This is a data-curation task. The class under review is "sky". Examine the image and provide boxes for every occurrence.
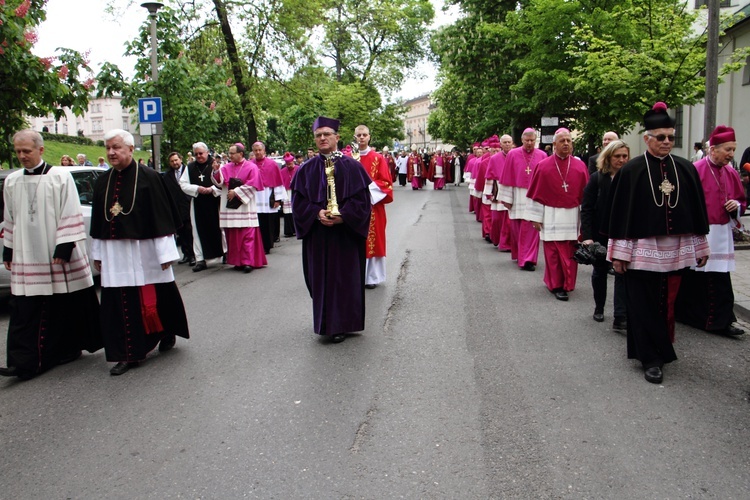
[33,0,458,101]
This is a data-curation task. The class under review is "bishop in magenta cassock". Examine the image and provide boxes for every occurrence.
[355,124,394,289]
[292,116,372,343]
[498,128,547,271]
[212,143,267,273]
[252,142,287,254]
[525,128,589,301]
[675,125,747,337]
[407,145,426,190]
[484,134,513,251]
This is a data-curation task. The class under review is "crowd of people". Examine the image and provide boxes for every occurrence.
[461,102,747,384]
[1,103,747,385]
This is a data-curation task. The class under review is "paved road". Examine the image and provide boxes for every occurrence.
[0,185,748,498]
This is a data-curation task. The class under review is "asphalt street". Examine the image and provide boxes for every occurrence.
[0,184,749,499]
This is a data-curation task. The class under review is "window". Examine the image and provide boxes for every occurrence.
[743,56,750,85]
[92,119,103,132]
[674,107,684,149]
[122,118,130,131]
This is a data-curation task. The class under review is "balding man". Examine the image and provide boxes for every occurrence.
[525,128,589,301]
[0,130,101,380]
[587,131,618,174]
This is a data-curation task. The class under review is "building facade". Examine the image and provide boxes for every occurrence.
[28,95,141,146]
[402,94,454,153]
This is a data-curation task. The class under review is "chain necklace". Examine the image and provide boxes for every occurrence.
[104,164,139,222]
[27,163,51,222]
[522,148,534,175]
[644,152,680,208]
[705,157,728,202]
[198,162,213,183]
[554,155,571,192]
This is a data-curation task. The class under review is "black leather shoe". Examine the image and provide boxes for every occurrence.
[644,366,663,384]
[188,258,196,266]
[0,366,18,377]
[331,334,346,343]
[242,265,253,274]
[365,284,377,289]
[58,350,82,365]
[554,290,569,301]
[110,362,138,376]
[222,254,227,264]
[178,255,191,264]
[720,325,745,336]
[522,262,536,271]
[593,310,604,322]
[159,335,176,352]
[192,261,207,272]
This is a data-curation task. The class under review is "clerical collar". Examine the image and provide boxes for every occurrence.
[645,150,668,161]
[706,157,725,169]
[321,152,334,159]
[24,160,45,174]
[359,147,371,155]
[554,153,569,161]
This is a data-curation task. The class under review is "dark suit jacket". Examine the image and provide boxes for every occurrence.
[162,168,191,222]
[587,153,600,175]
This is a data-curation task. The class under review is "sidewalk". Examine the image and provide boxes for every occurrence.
[733,244,750,323]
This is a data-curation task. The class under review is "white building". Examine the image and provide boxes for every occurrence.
[28,95,141,145]
[402,94,454,153]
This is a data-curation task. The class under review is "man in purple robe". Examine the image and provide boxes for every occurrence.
[292,116,372,343]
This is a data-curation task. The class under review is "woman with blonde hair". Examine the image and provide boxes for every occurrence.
[581,139,630,330]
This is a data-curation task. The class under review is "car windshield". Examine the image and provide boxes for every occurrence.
[71,171,97,205]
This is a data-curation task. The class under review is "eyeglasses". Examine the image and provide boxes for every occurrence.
[648,134,675,143]
[314,132,335,139]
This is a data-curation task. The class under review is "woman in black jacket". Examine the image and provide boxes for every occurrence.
[580,140,630,331]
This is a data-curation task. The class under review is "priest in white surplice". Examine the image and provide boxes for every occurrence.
[0,130,101,380]
[90,129,189,376]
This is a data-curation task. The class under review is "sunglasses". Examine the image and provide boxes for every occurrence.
[648,134,675,143]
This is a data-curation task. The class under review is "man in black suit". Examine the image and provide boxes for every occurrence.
[164,152,195,265]
[587,131,619,174]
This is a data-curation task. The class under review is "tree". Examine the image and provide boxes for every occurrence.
[96,7,239,161]
[431,0,749,152]
[321,0,435,96]
[0,0,94,167]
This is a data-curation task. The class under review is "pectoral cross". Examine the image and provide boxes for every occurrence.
[562,181,569,192]
[199,173,205,182]
[525,165,532,175]
[28,205,36,222]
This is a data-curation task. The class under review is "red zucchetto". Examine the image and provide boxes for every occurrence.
[709,125,736,146]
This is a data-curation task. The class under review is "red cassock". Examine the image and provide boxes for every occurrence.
[386,155,398,183]
[407,153,425,181]
[359,151,394,258]
[427,154,453,183]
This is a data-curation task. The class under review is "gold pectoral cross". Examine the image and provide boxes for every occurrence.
[659,179,674,196]
[110,201,123,217]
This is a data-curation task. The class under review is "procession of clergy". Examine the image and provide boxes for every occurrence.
[1,103,746,384]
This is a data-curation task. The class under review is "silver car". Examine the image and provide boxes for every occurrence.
[0,166,108,297]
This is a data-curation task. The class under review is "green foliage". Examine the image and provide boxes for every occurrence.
[0,0,95,168]
[41,132,95,146]
[431,0,749,153]
[96,6,240,162]
[321,0,435,95]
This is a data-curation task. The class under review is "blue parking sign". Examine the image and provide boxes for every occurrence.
[138,97,163,123]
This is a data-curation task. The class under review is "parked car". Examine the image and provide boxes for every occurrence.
[0,166,108,297]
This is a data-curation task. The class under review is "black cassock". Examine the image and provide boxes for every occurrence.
[186,159,224,260]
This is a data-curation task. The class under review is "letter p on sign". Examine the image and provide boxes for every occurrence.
[138,97,163,124]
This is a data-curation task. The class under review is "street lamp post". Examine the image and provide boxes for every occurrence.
[141,2,163,171]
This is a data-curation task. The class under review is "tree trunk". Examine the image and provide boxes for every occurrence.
[212,0,258,145]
